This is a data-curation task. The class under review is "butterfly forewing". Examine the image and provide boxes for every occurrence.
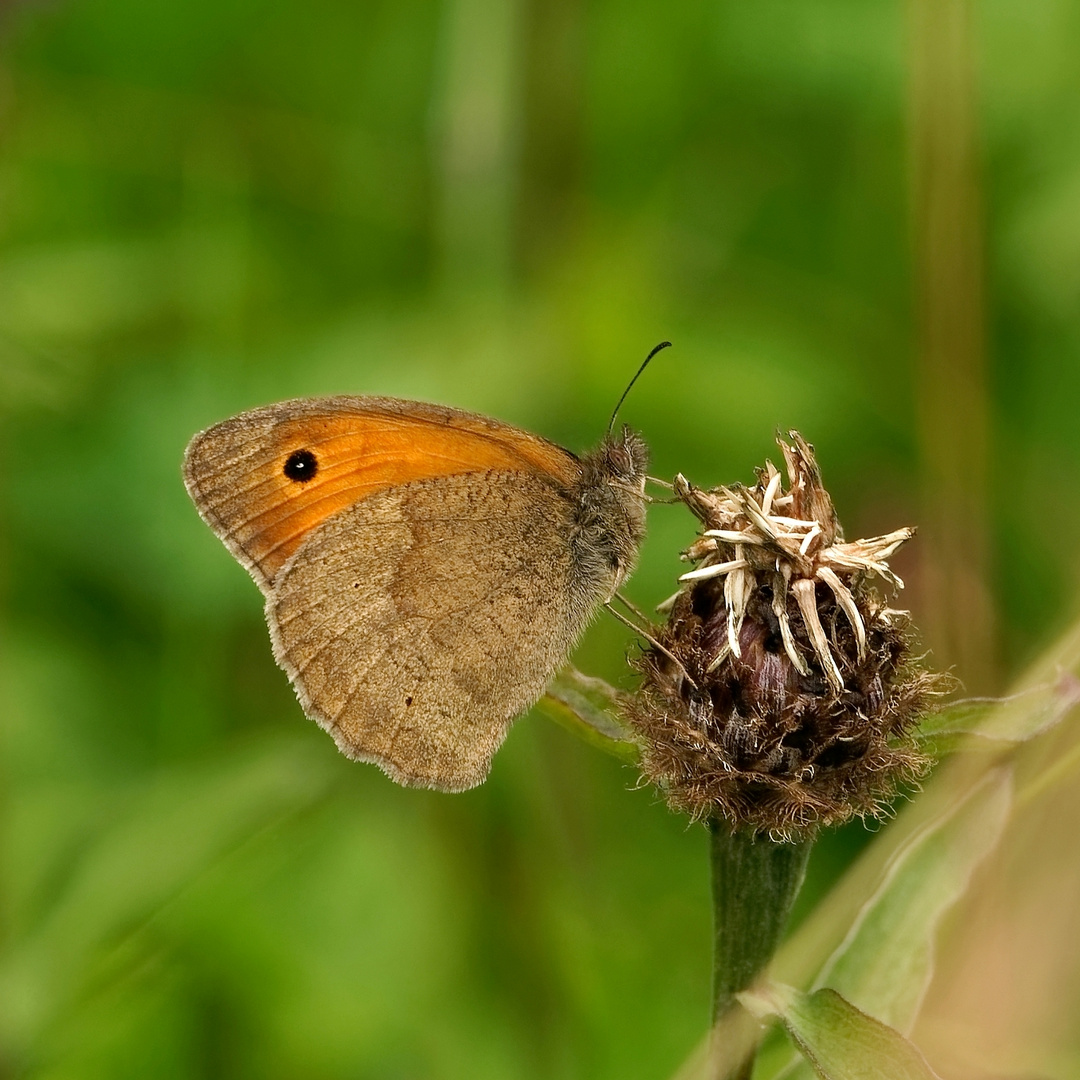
[183,396,581,588]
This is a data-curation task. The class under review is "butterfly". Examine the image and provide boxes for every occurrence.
[184,394,649,791]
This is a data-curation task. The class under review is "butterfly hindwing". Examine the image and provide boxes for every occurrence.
[267,471,596,790]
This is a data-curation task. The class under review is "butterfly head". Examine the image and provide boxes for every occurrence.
[601,423,649,490]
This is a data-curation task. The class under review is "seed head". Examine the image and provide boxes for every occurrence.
[626,433,944,840]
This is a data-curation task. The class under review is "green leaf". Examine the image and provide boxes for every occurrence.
[812,767,1011,1031]
[742,986,942,1080]
[916,673,1080,751]
[536,665,639,762]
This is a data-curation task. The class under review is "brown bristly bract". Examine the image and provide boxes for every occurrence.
[625,432,950,840]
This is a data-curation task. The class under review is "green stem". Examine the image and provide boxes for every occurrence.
[709,821,812,1079]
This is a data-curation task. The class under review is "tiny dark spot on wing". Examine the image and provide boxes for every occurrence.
[284,449,318,482]
[404,696,413,707]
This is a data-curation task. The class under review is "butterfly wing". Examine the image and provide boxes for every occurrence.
[268,471,594,790]
[183,397,597,790]
[183,395,581,588]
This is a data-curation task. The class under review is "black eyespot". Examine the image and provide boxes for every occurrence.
[404,696,413,707]
[284,449,318,482]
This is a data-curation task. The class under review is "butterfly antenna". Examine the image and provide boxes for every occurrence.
[606,340,671,436]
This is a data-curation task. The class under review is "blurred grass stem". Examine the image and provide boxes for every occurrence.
[432,0,522,300]
[907,0,995,689]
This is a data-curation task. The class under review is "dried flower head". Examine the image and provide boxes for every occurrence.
[626,432,944,840]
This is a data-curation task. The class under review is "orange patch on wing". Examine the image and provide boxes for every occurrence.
[185,399,581,586]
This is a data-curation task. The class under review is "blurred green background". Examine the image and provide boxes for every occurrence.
[2,0,1079,1076]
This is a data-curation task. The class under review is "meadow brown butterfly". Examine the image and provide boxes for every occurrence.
[183,391,649,791]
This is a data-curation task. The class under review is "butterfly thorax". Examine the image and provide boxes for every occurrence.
[568,426,648,602]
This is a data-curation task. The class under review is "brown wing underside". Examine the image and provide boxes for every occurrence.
[267,472,592,791]
[183,395,582,587]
